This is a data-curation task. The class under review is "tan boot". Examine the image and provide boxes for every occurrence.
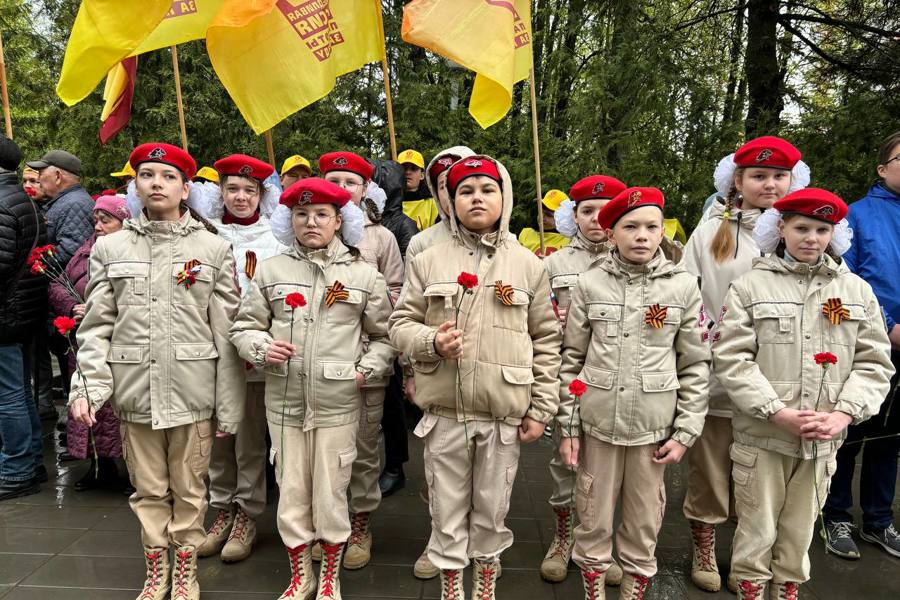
[606,561,623,586]
[470,559,499,600]
[619,573,650,600]
[770,581,799,600]
[580,568,606,600]
[278,544,316,600]
[316,542,344,600]
[440,569,465,600]
[414,549,440,579]
[136,547,170,600]
[343,512,372,570]
[221,507,256,563]
[727,572,739,594]
[689,520,721,591]
[197,506,234,558]
[171,545,200,600]
[738,580,766,600]
[540,506,574,582]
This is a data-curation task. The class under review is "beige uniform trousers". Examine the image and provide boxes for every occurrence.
[208,382,268,518]
[683,415,734,525]
[121,419,214,548]
[549,424,576,508]
[270,420,358,547]
[348,385,386,514]
[416,413,520,570]
[730,442,835,584]
[572,436,666,578]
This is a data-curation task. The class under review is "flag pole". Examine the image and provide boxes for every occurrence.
[171,45,188,151]
[375,1,397,160]
[0,32,13,139]
[529,69,545,256]
[264,130,276,166]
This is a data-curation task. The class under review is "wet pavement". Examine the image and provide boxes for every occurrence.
[1,416,898,599]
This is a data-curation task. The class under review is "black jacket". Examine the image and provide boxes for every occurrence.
[0,171,48,344]
[371,160,418,259]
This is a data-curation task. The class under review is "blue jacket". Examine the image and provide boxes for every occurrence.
[844,182,900,330]
[43,184,95,266]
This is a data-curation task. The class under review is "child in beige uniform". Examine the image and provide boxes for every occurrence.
[714,188,894,600]
[558,187,710,600]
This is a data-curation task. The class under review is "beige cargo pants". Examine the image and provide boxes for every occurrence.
[683,415,734,524]
[348,385,386,514]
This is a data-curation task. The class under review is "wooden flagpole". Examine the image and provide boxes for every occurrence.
[171,46,188,151]
[264,130,276,166]
[375,1,397,160]
[0,32,13,139]
[529,69,545,256]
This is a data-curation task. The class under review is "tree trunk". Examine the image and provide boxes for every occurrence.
[744,0,783,135]
[550,0,584,138]
[722,5,746,145]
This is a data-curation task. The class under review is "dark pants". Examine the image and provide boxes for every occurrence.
[0,343,44,483]
[381,362,409,471]
[824,351,900,532]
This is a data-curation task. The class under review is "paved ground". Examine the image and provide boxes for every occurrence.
[1,414,898,599]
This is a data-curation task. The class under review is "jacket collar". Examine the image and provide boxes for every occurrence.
[287,235,353,267]
[602,247,679,278]
[753,253,846,278]
[867,182,900,202]
[125,208,204,237]
[570,230,609,255]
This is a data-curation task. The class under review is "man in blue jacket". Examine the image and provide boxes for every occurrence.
[822,131,900,559]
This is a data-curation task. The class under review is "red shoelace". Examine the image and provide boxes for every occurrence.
[779,582,799,600]
[348,513,369,546]
[632,574,650,600]
[739,580,764,599]
[549,508,572,556]
[690,522,716,570]
[138,551,164,600]
[582,569,603,600]
[172,550,192,599]
[319,542,342,597]
[207,509,232,536]
[229,510,249,542]
[442,569,462,600]
[282,544,308,598]
[476,563,496,599]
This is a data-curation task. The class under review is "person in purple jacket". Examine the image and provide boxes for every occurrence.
[48,193,131,491]
[822,130,900,559]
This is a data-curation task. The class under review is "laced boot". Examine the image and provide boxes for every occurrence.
[278,544,316,600]
[414,549,439,579]
[770,581,800,600]
[540,506,574,582]
[316,542,345,599]
[689,520,721,591]
[221,506,256,562]
[580,568,606,600]
[170,545,199,600]
[136,547,170,600]
[440,569,465,600]
[471,559,499,600]
[619,573,650,600]
[738,580,766,600]
[197,506,234,558]
[606,561,623,586]
[342,512,372,569]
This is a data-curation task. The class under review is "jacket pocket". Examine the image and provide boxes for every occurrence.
[587,303,623,339]
[325,287,365,324]
[579,365,615,390]
[729,443,759,510]
[576,469,595,523]
[107,262,150,306]
[643,304,683,347]
[321,361,359,403]
[171,263,214,308]
[826,303,866,346]
[173,343,218,412]
[269,283,313,321]
[550,274,579,309]
[492,286,531,332]
[753,303,797,344]
[640,371,681,393]
[173,343,220,361]
[107,344,146,364]
[423,282,459,326]
[498,364,534,416]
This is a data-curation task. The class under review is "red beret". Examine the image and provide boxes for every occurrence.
[130,143,197,180]
[318,151,374,181]
[280,177,351,209]
[213,154,274,181]
[733,136,801,170]
[598,187,665,230]
[773,188,847,224]
[447,155,502,195]
[569,175,627,202]
[428,154,460,185]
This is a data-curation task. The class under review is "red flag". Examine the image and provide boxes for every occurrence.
[99,56,138,144]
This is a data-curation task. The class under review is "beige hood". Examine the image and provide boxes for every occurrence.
[424,145,476,222]
[445,154,515,246]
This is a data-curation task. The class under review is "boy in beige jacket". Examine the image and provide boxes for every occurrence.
[390,155,561,600]
[714,188,894,600]
[558,187,710,600]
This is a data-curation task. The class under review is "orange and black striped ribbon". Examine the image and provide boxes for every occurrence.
[176,259,201,287]
[822,298,850,325]
[244,251,257,280]
[494,280,514,306]
[644,304,668,329]
[183,259,201,271]
[325,280,350,307]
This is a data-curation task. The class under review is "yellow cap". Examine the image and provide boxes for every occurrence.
[397,149,425,169]
[280,155,311,176]
[110,161,135,178]
[541,189,567,212]
[194,166,220,183]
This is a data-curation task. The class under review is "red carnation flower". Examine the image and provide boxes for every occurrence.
[53,316,77,336]
[569,379,588,398]
[285,292,307,309]
[30,261,45,274]
[814,352,838,367]
[457,272,479,290]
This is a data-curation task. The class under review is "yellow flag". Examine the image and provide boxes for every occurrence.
[130,0,227,56]
[402,0,533,128]
[207,0,386,134]
[57,0,172,105]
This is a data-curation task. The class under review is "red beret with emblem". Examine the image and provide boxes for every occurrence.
[773,188,847,224]
[569,175,627,202]
[598,187,665,230]
[733,136,801,170]
[280,177,351,209]
[213,154,274,181]
[318,151,374,181]
[428,153,461,186]
[129,142,197,180]
[446,155,502,195]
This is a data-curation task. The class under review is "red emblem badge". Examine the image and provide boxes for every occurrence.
[628,190,642,207]
[812,205,835,217]
[148,147,166,159]
[239,165,253,176]
[464,159,483,168]
[333,156,348,166]
[299,190,314,205]
[592,182,605,195]
[755,149,773,163]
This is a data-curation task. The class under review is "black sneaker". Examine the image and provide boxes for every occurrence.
[860,524,900,558]
[821,521,860,559]
[0,478,40,502]
[378,467,405,497]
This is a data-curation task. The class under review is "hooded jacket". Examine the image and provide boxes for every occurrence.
[371,159,419,258]
[714,254,894,459]
[389,155,561,425]
[69,210,245,433]
[544,232,609,312]
[682,201,763,417]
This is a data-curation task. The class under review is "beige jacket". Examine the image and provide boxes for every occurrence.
[544,232,610,312]
[389,156,561,425]
[69,211,245,433]
[557,250,710,447]
[713,254,894,459]
[230,237,396,430]
[358,212,404,302]
[683,202,763,417]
